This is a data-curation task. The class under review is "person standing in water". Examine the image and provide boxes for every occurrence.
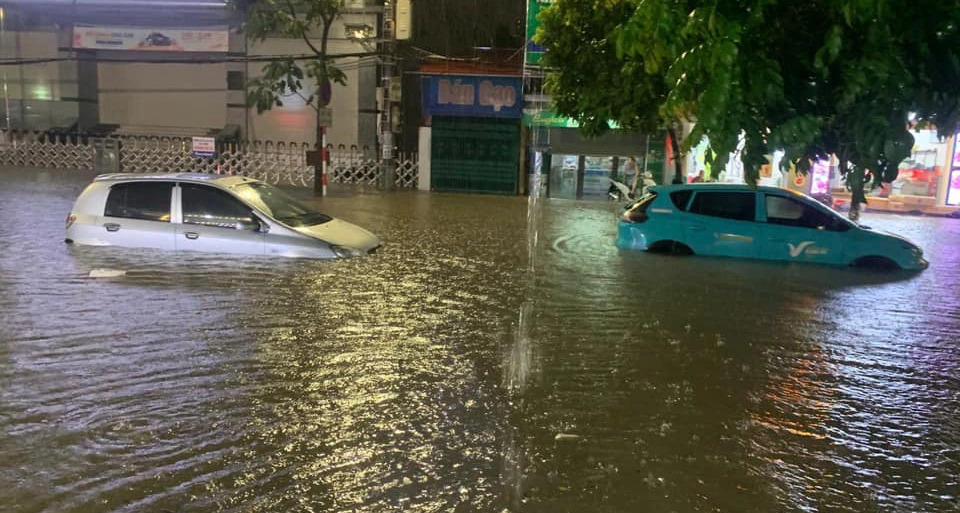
[622,157,640,196]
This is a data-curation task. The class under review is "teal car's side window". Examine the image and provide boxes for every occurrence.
[670,190,693,210]
[688,191,756,221]
[765,195,850,232]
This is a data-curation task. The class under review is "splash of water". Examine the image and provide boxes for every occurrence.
[506,166,543,393]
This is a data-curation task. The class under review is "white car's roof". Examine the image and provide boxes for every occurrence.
[93,173,257,188]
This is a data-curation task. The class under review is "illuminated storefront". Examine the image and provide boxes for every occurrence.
[523,109,663,200]
[687,137,791,188]
[687,129,959,215]
[852,128,960,214]
[947,134,960,206]
[864,129,946,209]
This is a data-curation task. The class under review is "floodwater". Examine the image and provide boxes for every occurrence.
[1,168,959,513]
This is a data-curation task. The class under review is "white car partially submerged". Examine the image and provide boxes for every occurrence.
[65,173,381,258]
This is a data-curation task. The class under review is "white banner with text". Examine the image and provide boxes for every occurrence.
[73,26,229,52]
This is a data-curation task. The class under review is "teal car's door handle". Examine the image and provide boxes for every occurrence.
[688,223,706,231]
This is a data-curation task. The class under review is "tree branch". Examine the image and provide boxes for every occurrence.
[284,0,323,56]
[295,90,319,113]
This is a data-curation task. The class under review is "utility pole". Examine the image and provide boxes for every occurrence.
[308,82,332,197]
[1,6,10,136]
[379,0,396,190]
[313,79,332,197]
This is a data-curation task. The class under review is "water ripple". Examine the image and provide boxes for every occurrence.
[1,169,958,512]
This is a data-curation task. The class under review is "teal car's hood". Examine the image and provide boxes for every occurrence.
[862,226,920,248]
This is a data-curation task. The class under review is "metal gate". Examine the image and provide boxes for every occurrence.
[430,117,520,194]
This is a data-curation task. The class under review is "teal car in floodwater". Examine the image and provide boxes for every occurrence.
[616,184,928,271]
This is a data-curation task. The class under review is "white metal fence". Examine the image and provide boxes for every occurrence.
[0,130,418,189]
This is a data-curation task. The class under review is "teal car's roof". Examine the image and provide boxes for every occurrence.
[648,183,804,195]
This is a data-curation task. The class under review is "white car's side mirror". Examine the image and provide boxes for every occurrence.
[236,219,261,231]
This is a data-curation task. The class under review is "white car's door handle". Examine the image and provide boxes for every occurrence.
[184,232,199,240]
[103,223,120,232]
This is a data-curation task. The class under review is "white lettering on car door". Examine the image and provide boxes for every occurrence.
[788,241,829,257]
[788,241,814,257]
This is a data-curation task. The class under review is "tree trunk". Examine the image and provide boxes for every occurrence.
[845,159,867,221]
[668,127,683,184]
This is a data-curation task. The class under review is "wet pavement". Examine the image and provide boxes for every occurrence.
[1,167,959,512]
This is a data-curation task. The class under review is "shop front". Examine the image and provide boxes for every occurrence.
[524,110,663,200]
[842,128,958,215]
[686,129,960,215]
[422,74,523,194]
[687,138,819,190]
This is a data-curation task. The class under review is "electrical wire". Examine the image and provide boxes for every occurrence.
[0,51,384,66]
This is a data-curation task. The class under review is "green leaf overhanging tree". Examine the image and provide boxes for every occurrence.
[536,0,687,182]
[230,0,349,150]
[536,0,960,215]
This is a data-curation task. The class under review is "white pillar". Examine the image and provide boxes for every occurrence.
[936,134,954,207]
[418,126,431,191]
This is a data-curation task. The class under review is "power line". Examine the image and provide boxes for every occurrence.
[0,51,384,66]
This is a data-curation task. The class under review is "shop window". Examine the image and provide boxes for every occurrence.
[872,129,944,198]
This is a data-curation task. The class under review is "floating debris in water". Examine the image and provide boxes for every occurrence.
[554,433,581,441]
[89,268,126,278]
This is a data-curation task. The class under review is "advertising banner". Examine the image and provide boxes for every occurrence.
[525,0,556,65]
[523,108,579,128]
[422,75,522,119]
[73,26,229,52]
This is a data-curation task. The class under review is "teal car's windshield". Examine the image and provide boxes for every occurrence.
[233,182,332,227]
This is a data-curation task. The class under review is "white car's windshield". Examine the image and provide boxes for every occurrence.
[233,182,332,227]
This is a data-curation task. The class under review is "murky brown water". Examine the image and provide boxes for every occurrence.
[1,168,958,512]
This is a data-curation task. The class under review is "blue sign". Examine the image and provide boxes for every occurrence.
[422,75,522,119]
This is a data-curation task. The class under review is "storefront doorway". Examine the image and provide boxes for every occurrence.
[545,153,654,200]
[548,154,579,199]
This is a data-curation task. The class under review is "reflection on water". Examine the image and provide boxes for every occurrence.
[1,168,958,512]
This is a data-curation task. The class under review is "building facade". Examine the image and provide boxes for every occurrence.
[0,0,381,147]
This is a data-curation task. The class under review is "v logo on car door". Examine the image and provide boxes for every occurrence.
[788,241,814,257]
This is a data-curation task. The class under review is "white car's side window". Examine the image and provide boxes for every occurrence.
[104,182,173,222]
[181,184,255,229]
